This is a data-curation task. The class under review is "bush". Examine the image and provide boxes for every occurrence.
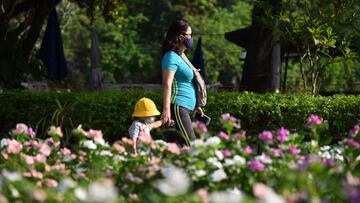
[0,90,359,141]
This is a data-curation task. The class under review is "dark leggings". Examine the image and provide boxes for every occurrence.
[170,103,196,146]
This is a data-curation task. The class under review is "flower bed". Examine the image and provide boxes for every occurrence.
[0,114,359,202]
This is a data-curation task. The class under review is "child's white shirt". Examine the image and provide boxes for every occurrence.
[128,120,152,139]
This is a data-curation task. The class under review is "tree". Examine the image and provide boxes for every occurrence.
[0,0,126,88]
[267,0,360,94]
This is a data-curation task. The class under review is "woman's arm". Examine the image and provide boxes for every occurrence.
[161,70,175,126]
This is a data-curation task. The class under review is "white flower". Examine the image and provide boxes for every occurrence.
[63,155,75,162]
[99,150,113,157]
[73,125,88,136]
[335,154,344,161]
[58,177,77,193]
[204,136,221,146]
[87,181,118,202]
[211,169,227,182]
[75,167,87,174]
[233,155,246,165]
[10,185,20,198]
[190,148,201,156]
[195,170,207,177]
[154,165,191,196]
[255,154,272,164]
[210,188,244,203]
[154,139,168,146]
[224,158,236,166]
[207,157,223,169]
[94,137,106,146]
[74,187,87,201]
[83,140,97,150]
[320,145,331,151]
[2,169,22,181]
[318,151,331,159]
[75,180,118,202]
[215,150,224,160]
[190,139,204,147]
[311,140,319,147]
[0,138,9,148]
[154,140,168,150]
[114,155,126,161]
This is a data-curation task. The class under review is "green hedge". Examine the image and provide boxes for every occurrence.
[1,90,359,142]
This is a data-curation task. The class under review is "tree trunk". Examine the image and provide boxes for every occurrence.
[0,0,61,88]
[22,0,61,60]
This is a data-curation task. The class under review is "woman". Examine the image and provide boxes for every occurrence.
[160,19,203,146]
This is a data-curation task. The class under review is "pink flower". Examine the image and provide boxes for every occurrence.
[21,154,34,165]
[244,146,253,154]
[222,150,232,157]
[48,126,63,138]
[221,113,237,122]
[288,146,300,155]
[22,172,32,177]
[47,137,60,147]
[30,140,39,148]
[6,139,22,154]
[13,123,28,135]
[39,143,51,156]
[276,127,289,143]
[113,143,125,153]
[35,154,47,163]
[61,147,71,156]
[46,179,58,187]
[181,146,190,154]
[149,156,161,165]
[346,139,360,149]
[167,143,180,154]
[121,137,134,146]
[138,133,153,145]
[32,190,47,202]
[2,152,8,160]
[196,189,209,203]
[87,129,103,139]
[234,132,246,139]
[218,131,229,140]
[308,114,323,126]
[248,160,265,171]
[271,148,284,157]
[31,170,43,179]
[195,121,208,133]
[259,131,273,144]
[349,124,360,137]
[27,128,36,139]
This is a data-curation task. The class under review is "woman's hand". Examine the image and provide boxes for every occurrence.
[161,109,172,126]
[196,106,204,117]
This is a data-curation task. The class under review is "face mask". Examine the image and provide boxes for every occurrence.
[144,117,156,123]
[183,37,193,49]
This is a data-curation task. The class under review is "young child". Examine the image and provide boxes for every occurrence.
[128,97,163,154]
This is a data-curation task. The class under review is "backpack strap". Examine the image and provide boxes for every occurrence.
[180,53,197,73]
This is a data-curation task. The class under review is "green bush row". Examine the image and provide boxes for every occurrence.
[0,90,359,142]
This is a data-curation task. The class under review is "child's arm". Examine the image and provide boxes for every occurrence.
[149,120,164,129]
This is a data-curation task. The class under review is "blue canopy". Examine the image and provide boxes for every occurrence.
[192,37,206,81]
[38,9,68,80]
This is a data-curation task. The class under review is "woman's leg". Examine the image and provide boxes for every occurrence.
[171,103,196,146]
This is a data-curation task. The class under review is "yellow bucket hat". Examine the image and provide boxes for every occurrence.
[132,97,161,117]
